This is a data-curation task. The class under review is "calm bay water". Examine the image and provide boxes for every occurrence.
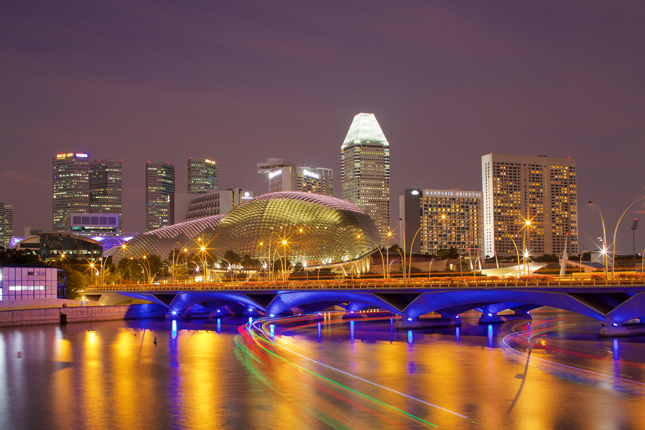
[1,309,644,429]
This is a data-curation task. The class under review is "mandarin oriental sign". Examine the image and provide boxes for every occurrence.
[425,190,481,198]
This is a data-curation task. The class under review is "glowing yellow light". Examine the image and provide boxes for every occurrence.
[282,240,287,245]
[201,246,205,251]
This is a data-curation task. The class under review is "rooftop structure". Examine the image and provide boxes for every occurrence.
[257,158,333,196]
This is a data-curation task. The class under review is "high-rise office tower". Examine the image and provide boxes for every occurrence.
[188,158,217,193]
[90,159,122,230]
[53,152,90,231]
[481,153,578,258]
[341,113,390,243]
[145,162,176,231]
[257,158,334,196]
[400,188,483,256]
[0,203,13,248]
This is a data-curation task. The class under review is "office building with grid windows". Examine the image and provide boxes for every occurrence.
[89,159,122,231]
[53,152,90,231]
[188,158,218,193]
[145,162,176,231]
[481,153,577,258]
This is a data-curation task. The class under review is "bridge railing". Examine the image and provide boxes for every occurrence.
[83,276,645,292]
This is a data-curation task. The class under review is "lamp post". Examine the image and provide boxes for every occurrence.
[588,201,609,278]
[399,218,406,281]
[498,228,522,277]
[407,226,423,280]
[357,234,386,280]
[631,219,639,262]
[611,199,645,277]
[141,256,152,283]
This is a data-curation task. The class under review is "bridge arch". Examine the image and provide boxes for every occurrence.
[403,291,605,321]
[266,292,401,316]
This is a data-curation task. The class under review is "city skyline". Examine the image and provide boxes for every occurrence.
[1,2,644,254]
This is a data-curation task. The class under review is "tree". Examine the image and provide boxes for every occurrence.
[0,247,41,264]
[437,247,459,259]
[49,261,86,300]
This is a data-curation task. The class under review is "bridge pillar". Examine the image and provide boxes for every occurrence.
[599,316,645,337]
[397,313,461,330]
[478,312,504,324]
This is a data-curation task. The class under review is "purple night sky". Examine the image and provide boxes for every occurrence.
[1,1,644,253]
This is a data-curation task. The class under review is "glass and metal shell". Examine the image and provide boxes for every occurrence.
[112,215,225,264]
[210,192,380,265]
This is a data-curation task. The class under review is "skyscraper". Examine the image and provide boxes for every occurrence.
[481,153,578,258]
[257,158,334,196]
[53,152,90,231]
[90,159,122,230]
[341,113,390,243]
[188,158,217,193]
[146,162,176,231]
[0,203,13,248]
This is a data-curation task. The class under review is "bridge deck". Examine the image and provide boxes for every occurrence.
[85,277,645,293]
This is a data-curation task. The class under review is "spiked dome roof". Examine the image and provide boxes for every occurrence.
[342,113,389,148]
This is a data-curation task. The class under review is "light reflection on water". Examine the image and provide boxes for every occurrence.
[0,310,644,429]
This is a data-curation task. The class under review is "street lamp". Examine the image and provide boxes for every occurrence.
[588,201,609,278]
[357,234,386,280]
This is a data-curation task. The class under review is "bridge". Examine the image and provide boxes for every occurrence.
[83,277,645,337]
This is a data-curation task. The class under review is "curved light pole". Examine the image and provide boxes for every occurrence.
[141,256,152,283]
[498,228,522,277]
[610,197,645,278]
[357,234,386,280]
[588,201,609,278]
[407,226,423,280]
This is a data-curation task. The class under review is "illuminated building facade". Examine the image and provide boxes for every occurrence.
[0,203,13,248]
[145,162,176,231]
[341,113,390,243]
[13,232,103,261]
[400,189,483,257]
[115,192,380,268]
[90,159,122,230]
[188,158,218,193]
[211,192,380,266]
[257,158,333,196]
[67,213,120,236]
[53,152,90,231]
[481,153,577,257]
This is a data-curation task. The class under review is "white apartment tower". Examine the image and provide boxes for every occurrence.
[53,152,90,231]
[481,153,577,258]
[341,113,390,243]
[145,162,176,231]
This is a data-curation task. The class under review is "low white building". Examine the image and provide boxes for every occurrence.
[0,264,64,301]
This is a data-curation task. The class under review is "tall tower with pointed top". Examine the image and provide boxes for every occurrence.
[341,113,390,243]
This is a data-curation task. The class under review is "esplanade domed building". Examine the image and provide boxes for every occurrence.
[113,192,380,269]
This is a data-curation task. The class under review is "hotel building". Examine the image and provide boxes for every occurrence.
[257,158,333,196]
[145,162,176,231]
[401,188,483,256]
[481,153,577,257]
[341,113,390,243]
[188,158,218,193]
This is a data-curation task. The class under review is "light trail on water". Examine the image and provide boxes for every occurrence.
[241,313,470,425]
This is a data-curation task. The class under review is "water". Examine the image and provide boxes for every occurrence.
[1,310,645,429]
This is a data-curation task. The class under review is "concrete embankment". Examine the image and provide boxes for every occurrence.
[0,304,168,328]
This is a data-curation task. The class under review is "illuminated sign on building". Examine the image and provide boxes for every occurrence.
[75,153,89,158]
[269,170,282,179]
[425,190,481,198]
[241,191,253,200]
[56,153,74,159]
[302,169,320,179]
[205,159,216,164]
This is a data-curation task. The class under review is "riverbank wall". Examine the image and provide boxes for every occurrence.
[0,304,168,328]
